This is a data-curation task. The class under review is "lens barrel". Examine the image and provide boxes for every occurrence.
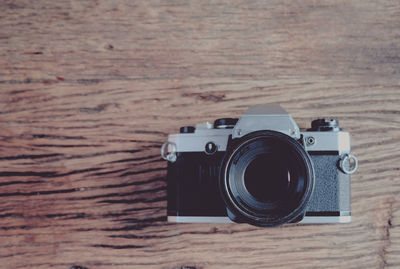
[219,131,314,226]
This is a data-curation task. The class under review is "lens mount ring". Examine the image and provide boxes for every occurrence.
[219,130,315,227]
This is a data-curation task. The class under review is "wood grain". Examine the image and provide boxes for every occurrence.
[0,0,399,268]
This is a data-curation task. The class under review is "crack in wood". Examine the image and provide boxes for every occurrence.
[378,198,395,269]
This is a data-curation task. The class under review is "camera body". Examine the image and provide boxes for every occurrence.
[162,104,357,226]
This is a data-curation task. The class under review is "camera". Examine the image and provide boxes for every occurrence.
[161,104,358,227]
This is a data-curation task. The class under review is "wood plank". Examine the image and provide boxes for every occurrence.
[0,0,399,268]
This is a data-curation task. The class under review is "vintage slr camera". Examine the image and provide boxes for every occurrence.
[161,104,358,227]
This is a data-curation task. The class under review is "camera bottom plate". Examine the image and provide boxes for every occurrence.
[167,215,351,224]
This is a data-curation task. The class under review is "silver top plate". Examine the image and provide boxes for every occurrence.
[168,130,350,154]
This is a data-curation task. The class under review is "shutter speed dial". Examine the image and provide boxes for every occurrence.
[308,119,341,132]
[214,118,238,129]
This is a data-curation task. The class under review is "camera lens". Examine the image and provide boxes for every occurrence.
[244,155,291,203]
[219,131,314,226]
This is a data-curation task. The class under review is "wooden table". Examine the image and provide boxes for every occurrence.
[1,1,399,268]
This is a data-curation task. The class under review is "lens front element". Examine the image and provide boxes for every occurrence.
[244,154,291,203]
